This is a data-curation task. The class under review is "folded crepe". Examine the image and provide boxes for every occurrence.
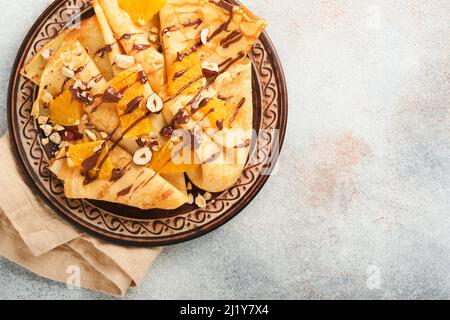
[21,16,115,87]
[160,0,267,69]
[158,0,266,192]
[94,0,165,93]
[187,59,253,192]
[30,38,108,118]
[50,137,188,210]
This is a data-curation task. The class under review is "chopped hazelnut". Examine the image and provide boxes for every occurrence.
[204,192,212,201]
[115,54,135,69]
[84,129,97,141]
[195,194,207,208]
[41,137,49,146]
[40,124,53,137]
[49,132,61,145]
[37,116,49,125]
[200,28,210,45]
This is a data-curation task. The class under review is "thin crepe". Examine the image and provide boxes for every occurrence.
[95,0,165,93]
[50,142,187,210]
[160,0,267,70]
[21,16,115,87]
[31,37,107,117]
[159,0,264,192]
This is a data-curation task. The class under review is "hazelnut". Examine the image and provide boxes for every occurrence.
[41,91,53,104]
[202,61,219,76]
[49,132,61,145]
[133,147,153,166]
[195,194,207,208]
[84,129,97,141]
[200,28,210,45]
[146,93,163,113]
[41,137,49,146]
[40,48,53,60]
[61,66,75,79]
[149,34,158,42]
[53,124,65,132]
[204,192,212,201]
[115,54,135,69]
[40,124,53,137]
[37,116,49,125]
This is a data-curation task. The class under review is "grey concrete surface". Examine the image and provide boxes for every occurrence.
[1,0,450,300]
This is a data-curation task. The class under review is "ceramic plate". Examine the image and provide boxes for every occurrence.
[7,0,288,246]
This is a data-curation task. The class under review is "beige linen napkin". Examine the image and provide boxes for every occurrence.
[0,134,162,296]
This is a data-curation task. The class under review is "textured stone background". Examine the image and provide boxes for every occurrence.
[1,0,450,299]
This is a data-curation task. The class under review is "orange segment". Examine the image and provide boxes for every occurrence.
[149,140,174,172]
[198,98,235,130]
[110,70,138,92]
[117,81,145,115]
[150,140,198,174]
[121,108,153,138]
[159,162,198,174]
[118,0,166,26]
[68,141,112,180]
[49,89,83,126]
[105,70,153,138]
[167,53,204,96]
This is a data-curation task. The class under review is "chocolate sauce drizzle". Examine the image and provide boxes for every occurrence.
[81,141,108,185]
[102,87,123,103]
[132,43,152,52]
[110,167,126,182]
[163,18,203,34]
[85,112,150,185]
[119,32,143,40]
[124,96,144,115]
[95,43,115,58]
[173,67,190,81]
[117,185,132,197]
[174,0,235,63]
[220,29,243,48]
[137,70,148,84]
[228,97,246,127]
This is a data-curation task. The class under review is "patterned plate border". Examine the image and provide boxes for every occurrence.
[7,0,288,246]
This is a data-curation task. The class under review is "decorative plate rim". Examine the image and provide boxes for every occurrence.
[7,0,288,247]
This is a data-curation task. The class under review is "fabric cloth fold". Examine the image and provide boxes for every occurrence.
[0,134,162,296]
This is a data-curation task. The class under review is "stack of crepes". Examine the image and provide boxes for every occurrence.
[21,0,267,210]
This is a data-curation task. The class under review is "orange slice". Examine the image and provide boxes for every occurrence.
[198,98,235,130]
[68,141,112,180]
[120,108,153,138]
[167,53,204,96]
[149,140,174,172]
[110,70,138,92]
[117,78,152,138]
[118,0,166,26]
[117,81,145,115]
[150,140,198,174]
[49,89,83,126]
[104,70,152,138]
[159,162,198,174]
